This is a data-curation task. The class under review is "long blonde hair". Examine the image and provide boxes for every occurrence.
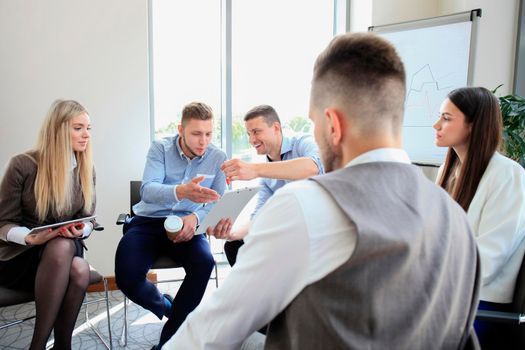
[34,100,94,221]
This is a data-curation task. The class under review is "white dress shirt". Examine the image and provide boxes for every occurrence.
[162,148,411,350]
[466,153,525,303]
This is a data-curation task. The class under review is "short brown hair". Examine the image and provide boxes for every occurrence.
[181,102,213,126]
[243,105,281,126]
[312,33,406,136]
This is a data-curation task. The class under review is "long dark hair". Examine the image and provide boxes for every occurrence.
[437,87,502,211]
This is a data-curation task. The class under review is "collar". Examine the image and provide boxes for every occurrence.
[346,148,411,168]
[280,135,292,155]
[71,153,77,171]
[266,134,288,163]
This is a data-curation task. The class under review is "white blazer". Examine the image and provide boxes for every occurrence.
[440,152,525,303]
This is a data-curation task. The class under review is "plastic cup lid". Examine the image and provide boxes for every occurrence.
[164,215,183,232]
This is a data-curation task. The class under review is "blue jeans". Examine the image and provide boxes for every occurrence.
[115,216,215,347]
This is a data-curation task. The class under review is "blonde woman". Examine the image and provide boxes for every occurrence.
[0,100,96,350]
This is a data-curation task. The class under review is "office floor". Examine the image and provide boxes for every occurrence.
[0,257,235,350]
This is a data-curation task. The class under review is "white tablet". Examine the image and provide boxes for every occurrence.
[28,215,97,234]
[196,187,260,235]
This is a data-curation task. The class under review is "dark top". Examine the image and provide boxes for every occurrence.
[0,151,95,261]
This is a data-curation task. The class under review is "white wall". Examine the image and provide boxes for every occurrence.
[438,0,520,95]
[350,0,373,32]
[372,0,439,26]
[370,0,520,95]
[0,0,151,275]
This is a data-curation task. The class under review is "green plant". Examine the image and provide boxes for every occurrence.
[232,119,249,154]
[494,85,525,168]
[286,116,312,133]
[155,121,178,138]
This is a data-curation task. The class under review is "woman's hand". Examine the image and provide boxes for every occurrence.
[58,222,85,238]
[25,223,85,245]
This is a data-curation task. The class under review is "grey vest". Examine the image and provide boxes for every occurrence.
[265,162,479,350]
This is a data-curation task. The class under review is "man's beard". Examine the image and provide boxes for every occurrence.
[181,134,202,158]
[318,136,341,173]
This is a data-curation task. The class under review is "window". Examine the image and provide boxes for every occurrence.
[231,0,335,164]
[151,0,222,145]
[151,0,349,153]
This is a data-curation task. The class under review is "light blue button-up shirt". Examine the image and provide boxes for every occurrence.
[252,133,323,219]
[133,135,228,223]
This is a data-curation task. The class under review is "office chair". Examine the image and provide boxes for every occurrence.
[0,257,113,349]
[459,251,482,350]
[115,180,219,346]
[475,252,525,347]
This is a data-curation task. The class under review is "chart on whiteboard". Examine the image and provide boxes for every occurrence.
[379,21,472,164]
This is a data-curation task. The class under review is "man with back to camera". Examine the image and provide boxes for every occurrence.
[162,33,480,349]
[217,105,323,265]
[114,102,232,350]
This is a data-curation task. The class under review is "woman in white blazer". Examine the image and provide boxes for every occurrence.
[434,86,525,348]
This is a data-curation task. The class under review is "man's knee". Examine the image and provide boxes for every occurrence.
[114,253,147,290]
[203,251,215,270]
[115,248,145,292]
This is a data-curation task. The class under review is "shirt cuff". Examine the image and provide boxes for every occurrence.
[173,185,180,202]
[192,212,201,225]
[6,226,30,245]
[82,222,94,239]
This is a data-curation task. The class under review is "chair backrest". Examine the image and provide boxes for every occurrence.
[458,249,481,349]
[129,181,142,216]
[512,252,525,313]
[0,287,33,307]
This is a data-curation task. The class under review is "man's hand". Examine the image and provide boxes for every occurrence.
[221,159,258,181]
[206,218,233,240]
[171,214,198,243]
[176,176,220,203]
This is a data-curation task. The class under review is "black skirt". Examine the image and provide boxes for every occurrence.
[0,239,85,291]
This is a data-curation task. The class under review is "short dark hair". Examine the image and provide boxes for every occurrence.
[181,102,213,126]
[243,105,281,126]
[312,33,406,136]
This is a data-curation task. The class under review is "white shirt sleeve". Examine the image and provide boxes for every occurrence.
[81,222,94,239]
[162,180,356,350]
[6,226,30,245]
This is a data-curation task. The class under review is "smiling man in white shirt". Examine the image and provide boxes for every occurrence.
[162,33,479,350]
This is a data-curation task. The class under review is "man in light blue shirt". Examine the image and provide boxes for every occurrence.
[115,102,229,350]
[219,105,323,266]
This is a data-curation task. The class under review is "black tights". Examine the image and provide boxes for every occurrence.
[29,238,90,350]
